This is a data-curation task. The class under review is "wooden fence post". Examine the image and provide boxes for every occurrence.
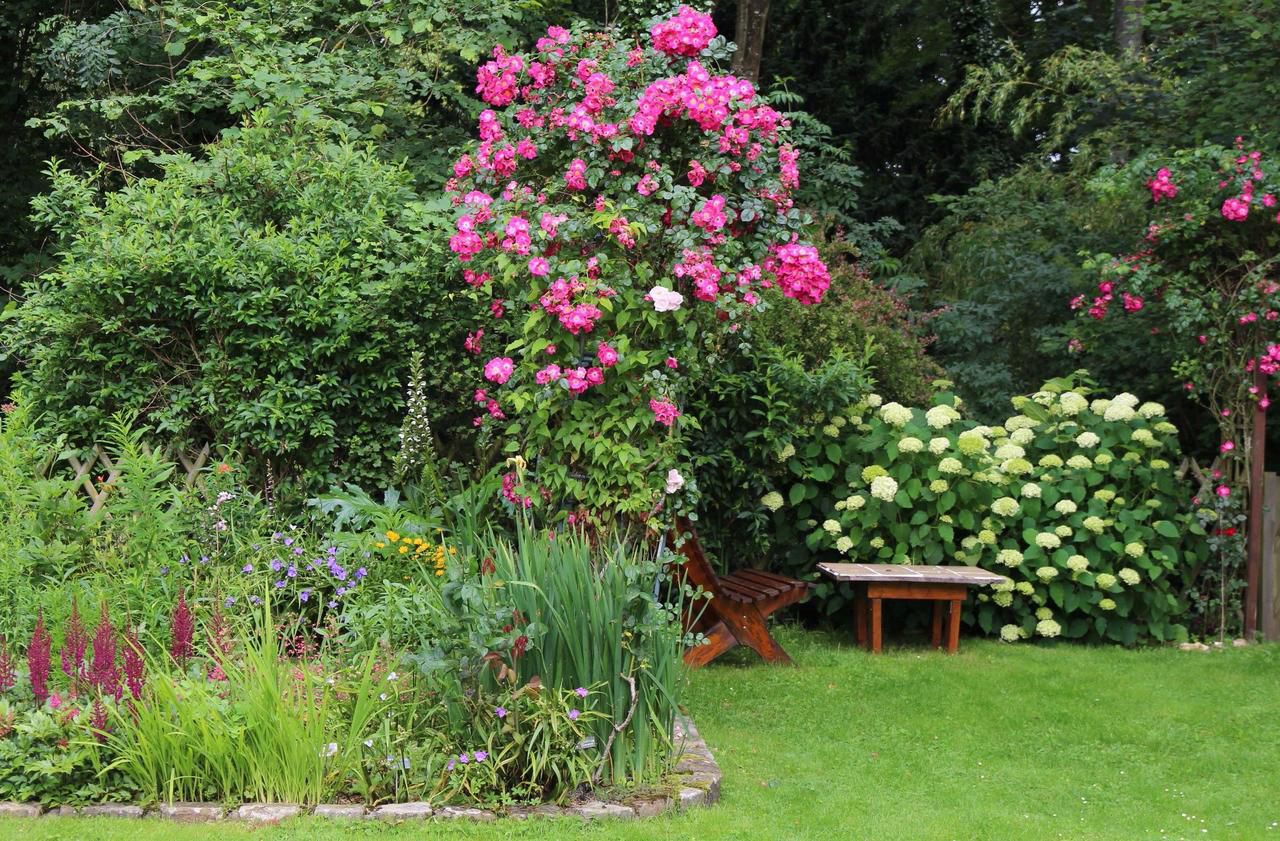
[1262,472,1280,642]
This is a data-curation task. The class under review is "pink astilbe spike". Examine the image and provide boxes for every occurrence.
[170,591,194,668]
[88,602,120,701]
[27,611,52,704]
[0,635,14,693]
[122,626,144,701]
[61,596,89,690]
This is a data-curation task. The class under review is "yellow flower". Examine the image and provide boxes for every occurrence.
[398,545,409,554]
[385,530,401,543]
[435,569,444,577]
[374,541,386,549]
[413,537,425,546]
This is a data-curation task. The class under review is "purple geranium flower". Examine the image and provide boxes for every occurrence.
[242,563,254,574]
[575,687,588,698]
[474,750,487,762]
[495,706,507,718]
[274,580,286,589]
[459,753,470,764]
[568,709,580,721]
[299,590,311,603]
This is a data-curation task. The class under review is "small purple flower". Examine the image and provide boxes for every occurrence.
[272,531,282,541]
[446,759,456,771]
[199,555,210,564]
[356,567,367,579]
[283,537,294,547]
[575,687,588,698]
[224,596,236,608]
[242,563,254,574]
[495,706,507,719]
[458,753,470,764]
[327,600,338,609]
[299,590,311,603]
[293,547,304,556]
[568,709,580,721]
[286,564,297,578]
[270,558,283,572]
[159,566,170,576]
[180,554,189,565]
[474,750,487,762]
[274,580,286,589]
[251,544,261,551]
[336,586,347,597]
[327,546,338,556]
[250,595,263,605]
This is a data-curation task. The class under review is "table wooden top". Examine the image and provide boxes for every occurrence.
[817,562,1009,586]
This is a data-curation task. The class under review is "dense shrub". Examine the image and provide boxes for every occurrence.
[10,116,480,491]
[761,376,1208,643]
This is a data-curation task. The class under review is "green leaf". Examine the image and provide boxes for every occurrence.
[789,483,808,506]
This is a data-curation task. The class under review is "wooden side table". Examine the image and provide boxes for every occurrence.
[817,563,1010,654]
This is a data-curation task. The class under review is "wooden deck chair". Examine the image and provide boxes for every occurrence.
[669,518,810,667]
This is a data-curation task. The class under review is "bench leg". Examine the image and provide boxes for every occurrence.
[931,601,944,649]
[870,598,882,654]
[854,589,868,649]
[946,599,962,654]
[684,620,736,668]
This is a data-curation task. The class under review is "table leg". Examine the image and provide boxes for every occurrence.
[854,588,867,649]
[870,598,882,654]
[931,601,943,649]
[946,599,962,654]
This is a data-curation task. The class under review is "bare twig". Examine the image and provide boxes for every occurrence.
[592,672,637,786]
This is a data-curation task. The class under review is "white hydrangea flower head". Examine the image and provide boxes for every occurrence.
[1015,581,1035,596]
[1054,499,1078,515]
[1035,566,1059,581]
[1066,455,1093,470]
[869,537,885,549]
[1099,597,1116,611]
[836,536,854,554]
[870,476,899,502]
[1054,525,1073,538]
[1094,489,1116,502]
[929,437,950,455]
[823,424,841,437]
[961,536,979,550]
[977,529,997,545]
[1082,516,1106,534]
[1035,606,1054,621]
[991,497,1020,517]
[832,415,847,428]
[1039,454,1064,469]
[1090,398,1112,414]
[938,457,964,475]
[1000,624,1022,642]
[1059,392,1088,416]
[1005,415,1039,431]
[994,443,1026,461]
[1095,573,1117,589]
[898,436,924,453]
[1031,390,1055,406]
[1036,619,1062,638]
[956,430,990,455]
[1150,458,1170,469]
[760,491,784,511]
[993,579,1015,593]
[1131,428,1156,446]
[1154,421,1178,435]
[1124,542,1145,558]
[996,549,1024,567]
[1122,451,1141,463]
[1010,427,1035,445]
[1118,567,1141,585]
[1002,458,1033,476]
[879,402,913,427]
[1103,403,1136,422]
[1138,401,1165,418]
[1094,453,1114,466]
[1035,532,1062,550]
[1066,555,1089,573]
[865,394,884,408]
[822,519,842,534]
[1075,432,1100,448]
[993,591,1013,607]
[1020,483,1042,499]
[925,405,959,429]
[846,495,866,510]
[1113,392,1140,409]
[861,464,888,483]
[929,479,949,493]
[776,443,796,461]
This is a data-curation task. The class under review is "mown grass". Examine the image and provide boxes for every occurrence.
[3,630,1277,841]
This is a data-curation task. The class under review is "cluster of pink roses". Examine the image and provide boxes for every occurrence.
[445,9,830,514]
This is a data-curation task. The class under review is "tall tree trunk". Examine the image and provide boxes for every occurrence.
[1113,0,1145,57]
[731,0,770,85]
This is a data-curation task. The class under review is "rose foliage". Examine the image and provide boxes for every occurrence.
[446,7,830,524]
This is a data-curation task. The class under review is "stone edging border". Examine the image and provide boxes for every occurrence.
[0,714,720,824]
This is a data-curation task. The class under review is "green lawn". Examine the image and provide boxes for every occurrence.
[3,630,1277,841]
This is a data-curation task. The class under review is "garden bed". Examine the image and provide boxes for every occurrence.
[0,716,718,824]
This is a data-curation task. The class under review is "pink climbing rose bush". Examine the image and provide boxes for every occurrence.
[446,7,829,523]
[1071,137,1280,497]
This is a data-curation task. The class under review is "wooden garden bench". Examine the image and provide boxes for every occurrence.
[817,562,1009,654]
[669,519,810,667]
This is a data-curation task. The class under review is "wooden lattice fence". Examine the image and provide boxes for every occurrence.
[48,442,213,513]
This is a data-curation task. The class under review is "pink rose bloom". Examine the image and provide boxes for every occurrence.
[1216,484,1231,498]
[1222,197,1250,221]
[585,366,605,385]
[529,257,550,276]
[665,468,685,494]
[49,692,62,710]
[650,398,681,427]
[648,285,684,312]
[535,364,561,385]
[596,342,619,368]
[665,356,679,369]
[483,357,515,385]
